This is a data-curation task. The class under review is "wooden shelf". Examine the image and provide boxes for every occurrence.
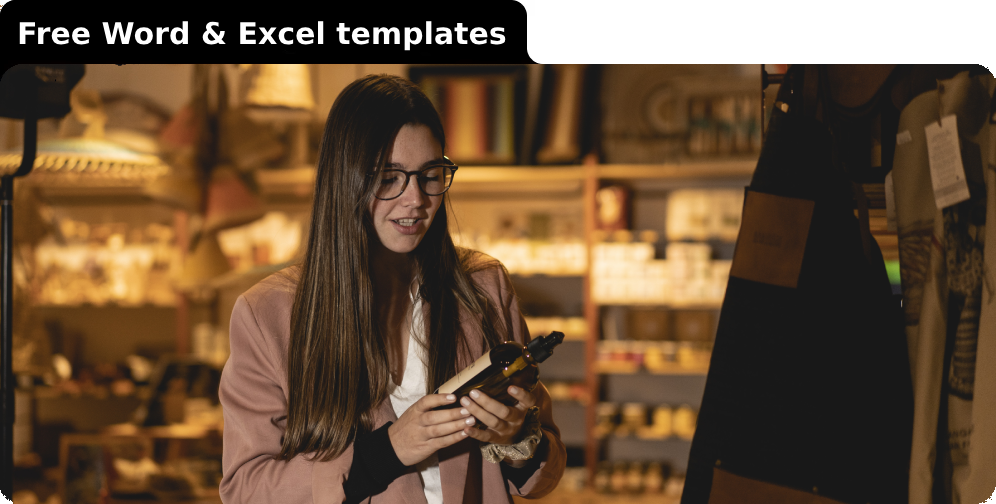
[595,365,709,376]
[34,303,177,309]
[509,271,586,278]
[594,301,722,310]
[513,488,680,504]
[255,160,757,198]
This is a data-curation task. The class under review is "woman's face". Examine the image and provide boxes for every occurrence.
[367,124,445,255]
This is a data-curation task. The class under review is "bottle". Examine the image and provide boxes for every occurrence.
[434,331,565,424]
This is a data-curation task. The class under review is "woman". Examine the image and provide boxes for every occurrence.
[219,74,566,504]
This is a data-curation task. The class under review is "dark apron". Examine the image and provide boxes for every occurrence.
[681,65,914,504]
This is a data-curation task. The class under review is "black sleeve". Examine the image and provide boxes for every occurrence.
[499,433,550,489]
[342,422,409,504]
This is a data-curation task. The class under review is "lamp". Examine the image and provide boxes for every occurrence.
[240,64,315,167]
[0,63,85,497]
[0,87,185,203]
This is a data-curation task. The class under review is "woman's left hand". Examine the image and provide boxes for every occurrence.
[459,386,537,448]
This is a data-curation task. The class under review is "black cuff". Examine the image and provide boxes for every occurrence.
[343,422,408,504]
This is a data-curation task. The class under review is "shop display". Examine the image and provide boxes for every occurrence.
[595,340,711,374]
[592,460,683,497]
[665,189,743,242]
[216,211,306,271]
[523,316,587,341]
[590,240,730,305]
[33,220,178,306]
[686,94,761,157]
[546,380,590,404]
[594,402,698,441]
[596,402,686,440]
[479,239,587,276]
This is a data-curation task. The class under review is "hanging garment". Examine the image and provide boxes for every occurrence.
[681,65,914,504]
[895,69,995,504]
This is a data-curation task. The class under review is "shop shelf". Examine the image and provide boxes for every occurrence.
[551,400,587,448]
[604,436,693,472]
[603,372,707,408]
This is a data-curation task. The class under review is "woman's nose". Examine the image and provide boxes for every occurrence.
[400,176,425,207]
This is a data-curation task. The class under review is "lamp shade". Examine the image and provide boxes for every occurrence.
[0,138,170,186]
[242,64,315,120]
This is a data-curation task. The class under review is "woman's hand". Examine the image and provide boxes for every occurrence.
[459,386,539,465]
[388,394,476,467]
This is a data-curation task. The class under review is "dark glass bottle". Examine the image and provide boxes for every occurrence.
[434,331,565,423]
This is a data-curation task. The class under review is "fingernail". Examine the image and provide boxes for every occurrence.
[509,386,519,394]
[465,417,475,425]
[460,409,469,415]
[446,394,455,401]
[470,390,479,399]
[461,431,468,437]
[460,397,470,406]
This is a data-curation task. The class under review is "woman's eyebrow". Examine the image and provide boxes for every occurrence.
[384,158,449,171]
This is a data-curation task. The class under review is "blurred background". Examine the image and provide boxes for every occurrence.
[2,63,901,504]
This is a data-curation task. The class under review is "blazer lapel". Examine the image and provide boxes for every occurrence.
[439,320,487,504]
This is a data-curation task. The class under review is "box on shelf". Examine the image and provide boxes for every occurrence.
[673,310,714,342]
[627,308,671,341]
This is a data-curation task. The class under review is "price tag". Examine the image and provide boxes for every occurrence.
[925,114,970,209]
[896,130,913,146]
[730,190,814,289]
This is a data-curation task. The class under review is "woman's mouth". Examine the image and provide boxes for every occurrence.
[392,218,421,234]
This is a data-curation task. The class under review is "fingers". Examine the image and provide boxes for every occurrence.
[428,416,477,438]
[413,393,459,412]
[507,385,537,408]
[460,390,511,427]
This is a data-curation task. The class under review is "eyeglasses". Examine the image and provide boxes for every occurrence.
[372,158,458,200]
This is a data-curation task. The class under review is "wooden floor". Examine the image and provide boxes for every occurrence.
[514,488,681,504]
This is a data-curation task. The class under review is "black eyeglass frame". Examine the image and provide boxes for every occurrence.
[370,157,459,201]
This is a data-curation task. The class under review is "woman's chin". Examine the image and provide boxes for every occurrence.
[383,236,423,255]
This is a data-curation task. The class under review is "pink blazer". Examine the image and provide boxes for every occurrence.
[219,263,566,503]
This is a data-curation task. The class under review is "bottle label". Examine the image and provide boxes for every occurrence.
[437,352,492,395]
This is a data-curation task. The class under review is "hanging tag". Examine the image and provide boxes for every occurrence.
[730,190,814,289]
[896,130,913,146]
[925,114,970,209]
[885,171,897,233]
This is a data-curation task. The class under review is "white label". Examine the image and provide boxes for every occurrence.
[885,171,897,233]
[436,352,492,395]
[896,130,913,145]
[925,114,971,209]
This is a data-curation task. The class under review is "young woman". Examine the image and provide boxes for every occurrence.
[219,74,566,504]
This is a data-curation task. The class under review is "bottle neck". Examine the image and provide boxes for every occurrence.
[503,350,535,377]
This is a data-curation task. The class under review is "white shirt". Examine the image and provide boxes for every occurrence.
[388,294,444,504]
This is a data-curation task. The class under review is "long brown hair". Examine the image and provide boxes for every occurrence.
[278,74,506,462]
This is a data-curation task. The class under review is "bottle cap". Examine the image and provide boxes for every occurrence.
[526,331,565,362]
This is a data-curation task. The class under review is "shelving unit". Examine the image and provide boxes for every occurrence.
[19,186,192,361]
[578,158,751,481]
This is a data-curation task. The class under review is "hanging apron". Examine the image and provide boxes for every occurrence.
[681,65,914,504]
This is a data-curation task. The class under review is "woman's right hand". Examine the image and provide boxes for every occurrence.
[388,394,476,466]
